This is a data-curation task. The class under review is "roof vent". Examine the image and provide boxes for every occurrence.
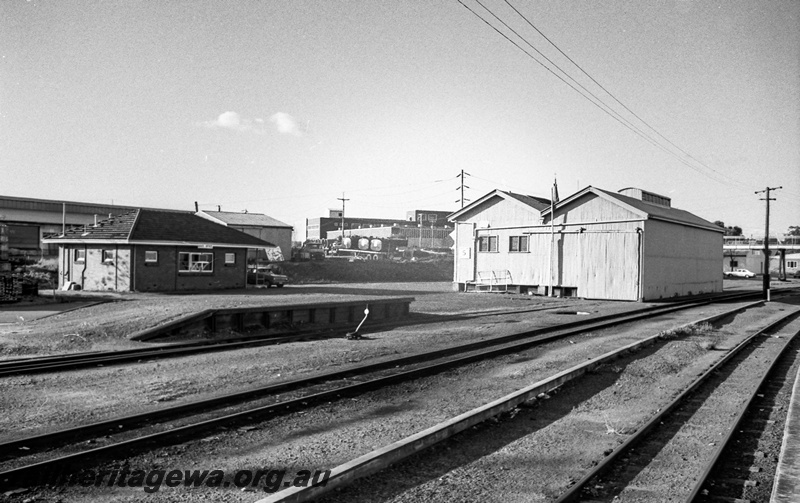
[618,188,671,207]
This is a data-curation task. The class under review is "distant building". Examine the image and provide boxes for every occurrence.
[0,195,149,258]
[406,210,452,225]
[42,209,274,292]
[306,208,452,242]
[449,187,723,301]
[196,210,292,261]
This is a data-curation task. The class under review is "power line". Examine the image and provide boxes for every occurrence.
[499,0,746,189]
[456,0,750,189]
[198,176,459,207]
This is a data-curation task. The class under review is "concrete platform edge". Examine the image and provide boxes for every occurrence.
[771,353,800,502]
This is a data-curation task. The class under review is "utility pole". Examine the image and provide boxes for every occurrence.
[337,192,349,241]
[755,186,781,300]
[549,177,559,297]
[456,170,471,208]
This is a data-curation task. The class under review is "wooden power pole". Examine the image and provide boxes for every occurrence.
[755,186,781,300]
[337,192,349,240]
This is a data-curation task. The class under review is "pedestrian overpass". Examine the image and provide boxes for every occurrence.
[723,235,800,279]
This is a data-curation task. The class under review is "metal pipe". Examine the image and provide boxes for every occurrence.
[476,218,646,233]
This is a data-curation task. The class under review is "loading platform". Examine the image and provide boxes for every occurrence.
[129,297,415,341]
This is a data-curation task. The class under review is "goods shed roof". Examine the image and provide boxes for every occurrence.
[42,209,275,248]
[542,186,723,232]
[447,189,551,221]
[197,210,292,229]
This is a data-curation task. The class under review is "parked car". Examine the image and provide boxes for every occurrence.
[723,268,756,278]
[247,265,288,287]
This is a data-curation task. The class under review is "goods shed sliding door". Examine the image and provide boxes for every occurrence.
[559,231,640,301]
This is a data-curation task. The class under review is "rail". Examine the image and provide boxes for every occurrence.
[0,294,765,488]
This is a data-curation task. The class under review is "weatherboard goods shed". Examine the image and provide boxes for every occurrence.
[42,209,276,292]
[449,187,723,301]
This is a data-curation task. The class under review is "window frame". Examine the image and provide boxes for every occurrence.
[178,252,214,273]
[74,249,85,263]
[478,235,498,253]
[509,236,529,253]
[224,252,236,266]
[102,249,114,263]
[144,251,158,264]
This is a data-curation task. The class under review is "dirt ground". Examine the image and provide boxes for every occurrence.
[1,279,797,502]
[5,298,789,502]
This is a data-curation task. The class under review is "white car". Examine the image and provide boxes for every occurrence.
[724,268,756,278]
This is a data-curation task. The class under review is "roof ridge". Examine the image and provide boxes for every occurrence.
[126,208,142,241]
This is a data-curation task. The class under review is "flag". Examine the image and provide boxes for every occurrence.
[551,178,559,204]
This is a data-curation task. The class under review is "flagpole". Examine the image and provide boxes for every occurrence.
[549,178,556,297]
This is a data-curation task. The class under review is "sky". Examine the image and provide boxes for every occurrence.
[2,0,798,240]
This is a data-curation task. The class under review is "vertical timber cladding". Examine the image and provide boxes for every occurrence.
[540,193,644,301]
[525,228,640,301]
[641,219,723,299]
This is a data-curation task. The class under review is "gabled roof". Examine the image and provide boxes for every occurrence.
[197,210,292,229]
[42,209,276,247]
[448,189,551,221]
[542,186,723,232]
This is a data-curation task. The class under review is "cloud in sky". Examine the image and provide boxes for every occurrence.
[199,111,304,136]
[270,112,304,136]
[199,111,265,134]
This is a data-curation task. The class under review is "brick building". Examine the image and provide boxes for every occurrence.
[42,209,275,292]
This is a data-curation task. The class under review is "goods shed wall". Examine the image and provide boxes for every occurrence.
[470,220,641,301]
[641,220,722,300]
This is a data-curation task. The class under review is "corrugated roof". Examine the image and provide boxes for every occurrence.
[448,189,552,221]
[200,210,292,228]
[594,188,723,231]
[45,210,139,240]
[44,209,275,246]
[502,191,551,211]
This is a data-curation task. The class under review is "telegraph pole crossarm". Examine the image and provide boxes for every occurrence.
[755,186,782,300]
[456,170,471,208]
[337,193,350,242]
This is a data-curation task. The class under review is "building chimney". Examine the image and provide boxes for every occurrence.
[194,201,198,212]
[218,205,221,212]
[94,214,98,227]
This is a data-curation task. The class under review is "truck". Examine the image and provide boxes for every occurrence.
[331,235,408,261]
[291,239,327,261]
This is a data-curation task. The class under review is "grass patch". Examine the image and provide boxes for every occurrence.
[658,322,720,350]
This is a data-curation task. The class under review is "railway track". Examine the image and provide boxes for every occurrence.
[555,307,800,502]
[694,331,800,503]
[0,294,766,489]
[248,298,800,503]
[0,290,773,377]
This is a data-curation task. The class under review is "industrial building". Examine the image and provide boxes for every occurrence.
[449,187,723,301]
[42,209,275,292]
[0,195,144,258]
[306,208,452,243]
[0,195,293,265]
[196,210,292,261]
